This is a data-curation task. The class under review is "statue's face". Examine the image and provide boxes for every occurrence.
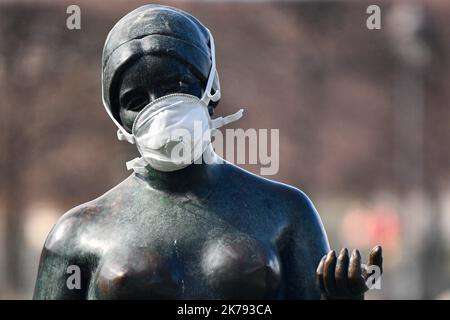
[118,55,204,132]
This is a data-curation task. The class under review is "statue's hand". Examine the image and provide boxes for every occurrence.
[316,246,383,300]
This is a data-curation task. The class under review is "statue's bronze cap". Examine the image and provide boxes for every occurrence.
[102,4,214,122]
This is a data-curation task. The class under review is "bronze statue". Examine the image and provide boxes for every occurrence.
[33,4,382,300]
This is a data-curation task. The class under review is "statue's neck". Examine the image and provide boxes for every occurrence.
[135,145,223,191]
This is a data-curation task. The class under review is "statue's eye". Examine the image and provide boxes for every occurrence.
[121,90,149,112]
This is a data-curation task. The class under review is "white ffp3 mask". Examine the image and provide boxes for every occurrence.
[118,93,243,172]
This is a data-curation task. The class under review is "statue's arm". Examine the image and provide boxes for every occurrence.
[282,188,384,300]
[33,248,83,299]
[282,188,330,299]
[33,208,90,300]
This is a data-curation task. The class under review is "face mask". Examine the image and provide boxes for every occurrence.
[104,29,244,174]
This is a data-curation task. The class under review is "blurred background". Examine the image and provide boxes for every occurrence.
[0,0,449,299]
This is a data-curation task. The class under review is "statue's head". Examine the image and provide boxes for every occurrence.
[102,4,220,133]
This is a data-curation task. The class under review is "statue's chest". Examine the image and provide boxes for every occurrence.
[88,187,286,299]
[90,232,282,299]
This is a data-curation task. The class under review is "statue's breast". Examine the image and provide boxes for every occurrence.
[200,234,282,299]
[92,234,281,299]
[93,247,184,299]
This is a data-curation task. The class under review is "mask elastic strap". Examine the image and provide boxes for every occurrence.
[126,157,148,175]
[210,109,244,130]
[201,29,221,106]
[117,129,135,144]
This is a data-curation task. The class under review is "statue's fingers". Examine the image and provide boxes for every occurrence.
[335,248,350,296]
[316,255,326,294]
[348,249,367,296]
[368,245,383,275]
[323,250,338,297]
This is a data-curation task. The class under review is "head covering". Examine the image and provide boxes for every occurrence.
[102,4,220,123]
